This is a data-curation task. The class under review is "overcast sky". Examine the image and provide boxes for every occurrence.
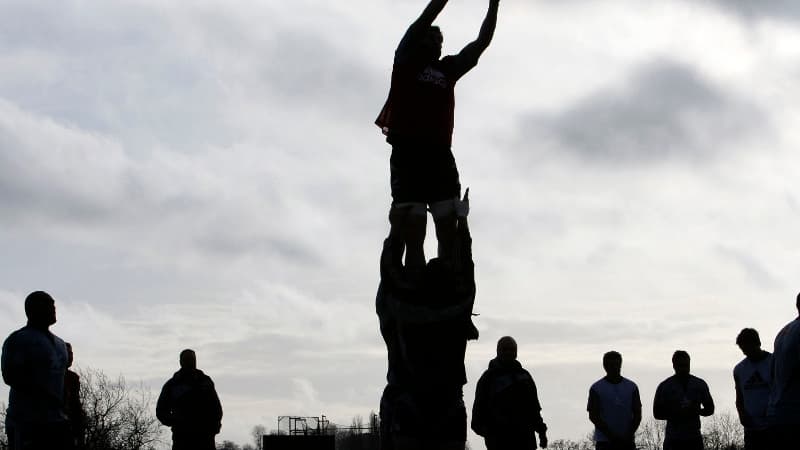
[1,0,799,448]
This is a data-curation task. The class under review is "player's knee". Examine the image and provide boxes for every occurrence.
[430,199,456,221]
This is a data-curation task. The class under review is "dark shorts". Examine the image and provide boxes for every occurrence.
[380,385,466,443]
[389,143,460,204]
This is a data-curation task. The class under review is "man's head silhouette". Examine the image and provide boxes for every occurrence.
[180,349,197,370]
[419,26,443,63]
[736,328,761,358]
[602,351,623,380]
[672,350,691,378]
[25,291,56,327]
[496,336,517,362]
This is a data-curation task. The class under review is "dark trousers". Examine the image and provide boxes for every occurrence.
[743,428,769,450]
[768,423,800,449]
[663,436,704,450]
[596,441,636,450]
[8,422,73,450]
[484,432,537,450]
[172,430,216,450]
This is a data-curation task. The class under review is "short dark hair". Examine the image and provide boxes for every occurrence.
[672,350,690,363]
[736,328,761,347]
[603,351,622,365]
[24,291,53,318]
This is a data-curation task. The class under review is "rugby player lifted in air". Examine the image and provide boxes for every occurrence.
[376,0,499,269]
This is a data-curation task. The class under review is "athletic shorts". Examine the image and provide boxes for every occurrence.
[389,143,460,204]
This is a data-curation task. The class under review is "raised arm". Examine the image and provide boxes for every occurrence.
[398,0,449,51]
[451,0,499,75]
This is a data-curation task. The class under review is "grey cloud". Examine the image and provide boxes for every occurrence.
[480,316,717,345]
[714,245,782,290]
[517,60,767,165]
[698,0,800,22]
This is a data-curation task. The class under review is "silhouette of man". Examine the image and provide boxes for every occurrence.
[653,350,714,450]
[767,292,800,448]
[733,328,771,450]
[377,195,476,450]
[156,349,223,450]
[1,291,72,450]
[63,343,85,450]
[471,337,548,450]
[587,351,641,450]
[376,0,499,267]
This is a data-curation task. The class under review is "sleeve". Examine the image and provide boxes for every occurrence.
[701,380,715,415]
[633,384,642,409]
[155,381,174,427]
[440,54,479,83]
[587,385,598,412]
[395,26,421,66]
[529,378,547,433]
[1,334,28,392]
[653,382,669,420]
[471,373,489,437]
[210,380,223,433]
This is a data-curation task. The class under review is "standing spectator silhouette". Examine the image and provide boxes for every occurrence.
[733,328,771,450]
[767,292,800,448]
[375,0,499,267]
[1,290,72,450]
[587,351,641,450]
[653,350,714,450]
[377,196,476,450]
[471,337,548,450]
[156,349,223,450]
[63,343,86,450]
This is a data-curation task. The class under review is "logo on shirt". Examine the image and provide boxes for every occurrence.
[743,372,769,391]
[417,66,448,88]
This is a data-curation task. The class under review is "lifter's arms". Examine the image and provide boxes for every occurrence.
[396,0,449,58]
[451,0,500,75]
[401,0,449,43]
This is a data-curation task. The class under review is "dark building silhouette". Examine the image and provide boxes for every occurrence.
[1,291,72,450]
[156,349,222,450]
[471,336,548,450]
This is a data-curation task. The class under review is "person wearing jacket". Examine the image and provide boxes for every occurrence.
[472,336,548,449]
[156,349,222,450]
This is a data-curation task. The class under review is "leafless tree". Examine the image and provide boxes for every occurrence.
[251,424,266,450]
[79,367,163,450]
[0,402,7,450]
[636,417,666,450]
[702,412,743,450]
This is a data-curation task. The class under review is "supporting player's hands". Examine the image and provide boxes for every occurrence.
[455,188,470,218]
[538,431,548,448]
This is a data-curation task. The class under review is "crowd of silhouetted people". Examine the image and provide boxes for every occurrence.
[1,291,224,450]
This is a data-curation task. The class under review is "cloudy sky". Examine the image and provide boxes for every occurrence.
[1,0,799,448]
